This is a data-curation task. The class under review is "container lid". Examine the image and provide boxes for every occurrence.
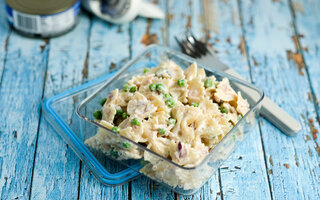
[42,72,140,186]
[6,0,78,15]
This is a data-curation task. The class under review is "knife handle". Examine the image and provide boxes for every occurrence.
[224,68,301,136]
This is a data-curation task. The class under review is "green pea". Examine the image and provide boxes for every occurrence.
[204,79,213,88]
[156,83,166,93]
[112,126,120,133]
[143,68,149,73]
[123,83,130,92]
[220,107,228,113]
[116,108,123,116]
[131,118,141,126]
[158,128,166,135]
[100,98,107,106]
[237,114,242,121]
[163,93,172,100]
[122,142,131,148]
[149,83,157,92]
[168,118,176,125]
[93,110,102,120]
[166,99,175,108]
[129,85,137,93]
[109,148,119,158]
[177,79,185,87]
[191,102,199,107]
[122,112,128,119]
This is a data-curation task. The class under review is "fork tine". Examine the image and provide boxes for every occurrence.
[174,36,187,53]
[175,36,199,58]
[175,36,200,58]
[185,40,202,58]
[186,33,211,55]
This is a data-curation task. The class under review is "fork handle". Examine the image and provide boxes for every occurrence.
[224,68,301,136]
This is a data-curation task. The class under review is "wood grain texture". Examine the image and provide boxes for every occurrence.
[239,0,320,199]
[1,0,320,199]
[78,17,130,200]
[29,14,92,200]
[0,26,48,200]
[291,0,320,121]
[202,1,272,199]
[0,0,10,84]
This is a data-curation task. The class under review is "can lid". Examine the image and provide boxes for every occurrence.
[6,0,79,15]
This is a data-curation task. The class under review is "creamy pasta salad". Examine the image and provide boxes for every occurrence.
[85,60,249,189]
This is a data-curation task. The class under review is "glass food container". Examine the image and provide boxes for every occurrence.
[43,45,264,195]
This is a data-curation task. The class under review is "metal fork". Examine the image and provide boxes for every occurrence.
[175,33,301,136]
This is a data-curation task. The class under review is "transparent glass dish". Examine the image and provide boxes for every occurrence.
[74,45,264,195]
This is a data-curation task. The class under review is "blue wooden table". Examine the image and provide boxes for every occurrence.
[1,0,319,199]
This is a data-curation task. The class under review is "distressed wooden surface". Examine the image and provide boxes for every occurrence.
[30,14,91,200]
[0,0,10,84]
[0,0,319,199]
[239,0,320,199]
[203,1,271,200]
[78,16,131,200]
[291,0,320,122]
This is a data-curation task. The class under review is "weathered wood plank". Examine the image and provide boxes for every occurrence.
[197,1,272,200]
[0,24,48,200]
[291,0,320,121]
[130,0,166,57]
[239,0,320,198]
[78,18,130,200]
[0,1,11,86]
[129,0,177,199]
[29,14,91,200]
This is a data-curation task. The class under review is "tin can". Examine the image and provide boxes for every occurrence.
[5,0,81,38]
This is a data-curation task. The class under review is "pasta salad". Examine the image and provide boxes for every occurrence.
[85,60,249,189]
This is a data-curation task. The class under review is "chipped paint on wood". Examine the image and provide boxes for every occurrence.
[78,17,130,200]
[205,0,271,199]
[269,156,273,166]
[0,29,48,200]
[0,0,11,85]
[82,51,89,79]
[203,0,219,34]
[292,0,320,120]
[286,35,306,75]
[30,14,91,200]
[294,153,300,167]
[286,49,305,75]
[1,0,320,199]
[292,1,305,15]
[141,19,159,46]
[308,118,319,140]
[131,0,166,57]
[238,36,246,56]
[283,163,290,169]
[240,0,320,198]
